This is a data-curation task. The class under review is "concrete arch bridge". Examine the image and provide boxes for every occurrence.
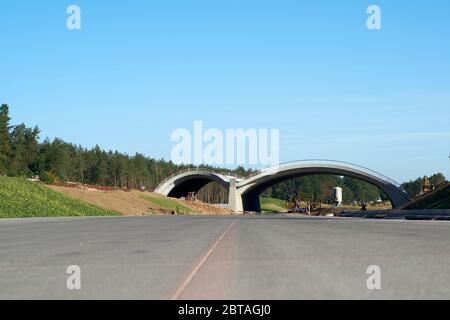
[154,160,411,213]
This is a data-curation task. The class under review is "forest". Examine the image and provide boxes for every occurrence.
[0,104,250,189]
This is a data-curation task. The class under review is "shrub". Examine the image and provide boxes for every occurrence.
[39,171,58,185]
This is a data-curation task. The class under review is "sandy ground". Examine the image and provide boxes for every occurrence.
[47,185,232,216]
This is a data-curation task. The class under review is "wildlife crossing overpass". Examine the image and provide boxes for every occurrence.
[155,160,411,213]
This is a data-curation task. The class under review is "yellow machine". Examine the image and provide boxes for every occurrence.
[285,200,295,212]
[422,176,434,194]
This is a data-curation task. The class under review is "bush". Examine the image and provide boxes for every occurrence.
[39,171,58,184]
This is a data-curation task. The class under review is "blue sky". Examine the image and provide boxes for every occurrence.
[0,1,449,182]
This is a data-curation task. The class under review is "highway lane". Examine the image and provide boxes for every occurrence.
[0,215,449,299]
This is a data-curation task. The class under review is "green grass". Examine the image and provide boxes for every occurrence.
[260,197,287,213]
[0,176,119,218]
[140,194,193,214]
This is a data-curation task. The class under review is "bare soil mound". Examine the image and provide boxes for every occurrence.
[47,185,232,216]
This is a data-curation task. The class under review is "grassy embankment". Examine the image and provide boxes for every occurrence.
[140,194,194,214]
[260,197,287,213]
[0,176,119,218]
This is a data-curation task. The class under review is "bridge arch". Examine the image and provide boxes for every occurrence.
[154,169,236,198]
[235,160,411,212]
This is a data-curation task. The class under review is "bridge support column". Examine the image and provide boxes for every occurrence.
[228,179,244,214]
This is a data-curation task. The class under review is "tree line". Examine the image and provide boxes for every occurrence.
[0,104,446,203]
[0,104,250,191]
[263,175,387,204]
[401,173,446,196]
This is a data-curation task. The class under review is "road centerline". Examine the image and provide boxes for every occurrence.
[170,219,239,300]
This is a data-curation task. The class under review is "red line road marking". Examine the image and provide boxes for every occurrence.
[170,219,239,300]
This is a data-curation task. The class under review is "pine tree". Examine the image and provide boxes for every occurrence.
[0,104,12,174]
[10,124,28,176]
[24,126,40,175]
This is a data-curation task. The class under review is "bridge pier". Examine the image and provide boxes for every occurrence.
[228,179,244,214]
[228,179,262,214]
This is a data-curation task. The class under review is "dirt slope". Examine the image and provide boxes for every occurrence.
[47,185,232,216]
[401,183,450,210]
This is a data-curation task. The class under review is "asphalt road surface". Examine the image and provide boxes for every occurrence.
[1,215,450,300]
